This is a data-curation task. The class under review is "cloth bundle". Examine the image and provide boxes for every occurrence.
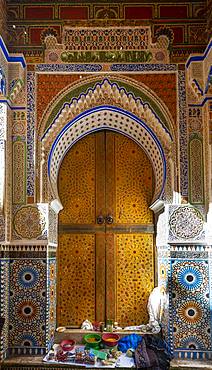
[134,334,173,370]
[118,333,143,353]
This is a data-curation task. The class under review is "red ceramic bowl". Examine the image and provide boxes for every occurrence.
[102,333,120,347]
[60,339,76,352]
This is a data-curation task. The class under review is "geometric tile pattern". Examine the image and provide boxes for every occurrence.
[189,135,204,204]
[63,26,150,51]
[45,26,170,64]
[46,257,56,351]
[209,249,212,351]
[0,259,9,360]
[178,70,188,199]
[48,208,58,245]
[13,205,48,240]
[169,206,205,241]
[157,245,170,345]
[12,140,26,205]
[0,214,5,242]
[0,102,7,211]
[170,256,211,351]
[9,258,46,352]
[27,72,35,198]
[13,206,46,239]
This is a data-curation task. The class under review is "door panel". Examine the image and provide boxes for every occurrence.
[58,134,96,225]
[57,134,99,326]
[96,131,106,222]
[57,130,155,327]
[105,232,154,327]
[111,132,153,224]
[116,233,154,327]
[94,131,106,322]
[105,132,154,326]
[57,233,96,327]
[95,233,106,322]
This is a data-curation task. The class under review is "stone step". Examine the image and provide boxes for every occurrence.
[1,356,212,369]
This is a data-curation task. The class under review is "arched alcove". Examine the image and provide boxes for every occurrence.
[48,105,167,208]
[37,77,176,208]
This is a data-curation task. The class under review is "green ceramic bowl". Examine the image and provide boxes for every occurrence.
[83,333,102,349]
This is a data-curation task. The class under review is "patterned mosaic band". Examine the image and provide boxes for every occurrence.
[174,350,212,360]
[12,140,26,205]
[7,347,46,356]
[0,259,9,360]
[9,256,47,351]
[170,246,211,354]
[0,103,7,211]
[209,251,212,348]
[63,26,151,51]
[26,72,35,197]
[110,64,177,71]
[44,26,170,64]
[189,135,204,205]
[36,64,102,72]
[178,70,188,198]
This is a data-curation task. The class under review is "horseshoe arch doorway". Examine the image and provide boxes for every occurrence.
[57,129,155,328]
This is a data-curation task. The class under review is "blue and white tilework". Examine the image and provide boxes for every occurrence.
[0,258,9,360]
[170,246,212,359]
[9,256,47,354]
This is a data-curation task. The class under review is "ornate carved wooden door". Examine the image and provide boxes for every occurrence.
[57,131,154,328]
